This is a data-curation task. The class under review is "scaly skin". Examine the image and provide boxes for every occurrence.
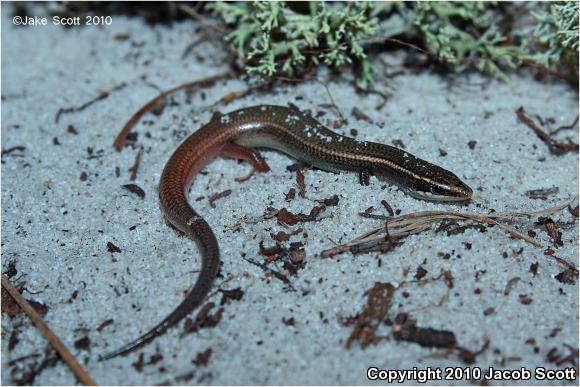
[102,105,472,359]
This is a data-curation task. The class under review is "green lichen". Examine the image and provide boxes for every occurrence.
[208,1,378,89]
[530,1,579,70]
[412,2,526,81]
[209,1,579,87]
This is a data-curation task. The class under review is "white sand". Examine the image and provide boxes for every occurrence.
[1,9,578,386]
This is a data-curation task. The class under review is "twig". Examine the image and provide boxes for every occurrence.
[553,256,578,271]
[113,71,234,150]
[55,83,126,123]
[242,257,296,291]
[177,3,220,33]
[385,37,433,56]
[1,145,26,157]
[216,90,252,105]
[380,37,564,81]
[128,146,144,181]
[181,37,204,60]
[321,199,574,257]
[1,275,96,386]
[353,212,540,247]
[549,115,579,136]
[516,107,579,155]
[314,79,346,122]
[271,75,345,121]
[209,83,274,108]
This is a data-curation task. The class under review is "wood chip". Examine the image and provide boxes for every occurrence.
[392,313,457,348]
[524,187,559,200]
[276,205,326,226]
[219,288,244,305]
[351,107,371,122]
[193,348,212,366]
[208,189,232,208]
[183,302,223,334]
[122,183,145,199]
[296,170,306,198]
[106,242,121,253]
[345,282,395,349]
[555,269,578,285]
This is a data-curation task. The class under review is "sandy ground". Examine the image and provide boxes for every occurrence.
[1,7,578,386]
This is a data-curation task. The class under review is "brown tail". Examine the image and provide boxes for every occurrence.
[101,212,219,360]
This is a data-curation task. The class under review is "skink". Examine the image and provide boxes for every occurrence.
[103,105,472,359]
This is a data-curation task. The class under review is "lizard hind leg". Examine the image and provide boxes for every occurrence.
[220,142,271,182]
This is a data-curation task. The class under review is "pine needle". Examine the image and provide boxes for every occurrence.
[1,275,96,386]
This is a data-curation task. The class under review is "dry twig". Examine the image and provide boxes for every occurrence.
[113,71,234,150]
[177,3,220,34]
[1,275,96,386]
[128,146,144,181]
[55,83,126,123]
[516,107,579,154]
[321,198,574,258]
